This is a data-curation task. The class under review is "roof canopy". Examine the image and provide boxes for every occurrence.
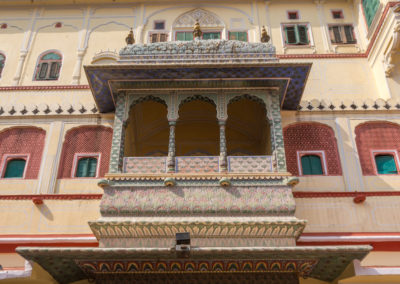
[85,40,311,113]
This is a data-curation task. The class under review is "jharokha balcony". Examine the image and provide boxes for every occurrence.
[121,96,275,176]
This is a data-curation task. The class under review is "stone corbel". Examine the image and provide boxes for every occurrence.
[384,23,400,77]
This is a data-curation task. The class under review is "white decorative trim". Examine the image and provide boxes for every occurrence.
[0,102,98,116]
[298,98,400,112]
[0,261,32,280]
[296,150,327,176]
[354,259,400,275]
[298,235,400,242]
[0,236,97,243]
[0,154,30,179]
[71,153,101,178]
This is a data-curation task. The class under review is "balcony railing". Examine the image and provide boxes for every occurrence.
[123,156,274,174]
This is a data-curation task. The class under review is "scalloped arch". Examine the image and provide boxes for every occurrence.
[173,8,225,28]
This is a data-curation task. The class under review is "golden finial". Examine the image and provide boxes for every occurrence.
[260,26,270,43]
[193,20,202,39]
[125,28,135,45]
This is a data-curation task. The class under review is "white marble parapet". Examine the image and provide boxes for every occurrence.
[118,40,277,64]
[123,156,275,174]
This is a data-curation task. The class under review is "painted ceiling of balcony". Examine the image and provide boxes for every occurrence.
[125,98,270,157]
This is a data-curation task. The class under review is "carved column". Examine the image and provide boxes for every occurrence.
[167,121,176,173]
[219,120,228,172]
[109,92,127,173]
[167,92,179,173]
[217,93,228,172]
[267,94,287,173]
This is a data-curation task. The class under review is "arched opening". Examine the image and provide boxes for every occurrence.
[176,98,219,156]
[34,50,62,81]
[124,99,169,157]
[0,127,46,179]
[173,9,224,41]
[57,126,112,179]
[226,96,270,156]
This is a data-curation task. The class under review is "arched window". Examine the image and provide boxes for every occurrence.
[173,9,224,41]
[375,154,398,174]
[0,53,5,78]
[0,127,45,179]
[283,122,342,176]
[35,51,62,81]
[362,0,380,27]
[4,158,26,178]
[300,155,323,175]
[57,126,112,179]
[76,157,98,178]
[355,122,400,175]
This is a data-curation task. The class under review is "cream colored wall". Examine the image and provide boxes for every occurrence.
[0,118,112,195]
[0,0,387,94]
[0,199,99,235]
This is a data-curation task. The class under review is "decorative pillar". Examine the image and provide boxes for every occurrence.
[219,120,228,172]
[167,121,176,173]
[217,93,228,172]
[167,92,178,173]
[267,94,287,173]
[109,92,127,173]
[71,49,86,85]
[12,50,28,86]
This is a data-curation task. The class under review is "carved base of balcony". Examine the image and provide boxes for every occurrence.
[89,218,306,248]
[99,185,296,217]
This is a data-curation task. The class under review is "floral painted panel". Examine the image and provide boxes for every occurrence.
[123,157,166,174]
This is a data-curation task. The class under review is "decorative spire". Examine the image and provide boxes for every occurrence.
[193,20,202,40]
[260,26,270,43]
[125,28,135,45]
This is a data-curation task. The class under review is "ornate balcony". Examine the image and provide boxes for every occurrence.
[123,155,274,174]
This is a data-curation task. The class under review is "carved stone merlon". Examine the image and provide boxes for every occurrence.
[125,28,135,45]
[193,20,202,40]
[384,8,400,77]
[261,26,270,43]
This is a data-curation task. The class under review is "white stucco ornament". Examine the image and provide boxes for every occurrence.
[174,9,223,28]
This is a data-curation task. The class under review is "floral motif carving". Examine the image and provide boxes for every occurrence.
[174,9,223,28]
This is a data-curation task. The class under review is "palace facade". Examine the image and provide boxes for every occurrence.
[0,0,400,283]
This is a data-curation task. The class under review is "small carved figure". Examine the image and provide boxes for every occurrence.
[261,26,270,43]
[125,28,135,45]
[193,20,203,39]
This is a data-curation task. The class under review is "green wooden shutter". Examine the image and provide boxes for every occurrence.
[229,32,247,41]
[203,32,220,40]
[37,63,48,79]
[49,62,60,79]
[297,25,309,44]
[344,25,356,43]
[76,158,88,177]
[76,157,98,177]
[301,155,323,175]
[285,26,297,44]
[375,155,397,174]
[176,32,185,41]
[229,32,238,40]
[87,158,98,177]
[4,159,26,178]
[238,32,247,41]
